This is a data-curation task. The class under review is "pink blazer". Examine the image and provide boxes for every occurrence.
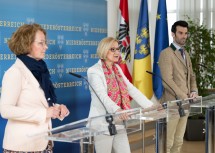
[0,59,51,151]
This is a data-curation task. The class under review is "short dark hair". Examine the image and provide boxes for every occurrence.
[171,20,189,33]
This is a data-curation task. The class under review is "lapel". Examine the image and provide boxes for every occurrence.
[184,51,190,68]
[16,59,49,108]
[170,43,187,68]
[98,60,108,89]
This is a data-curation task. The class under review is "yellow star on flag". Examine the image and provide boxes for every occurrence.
[156,14,161,20]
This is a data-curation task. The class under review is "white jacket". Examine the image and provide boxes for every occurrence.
[0,59,51,151]
[87,60,153,119]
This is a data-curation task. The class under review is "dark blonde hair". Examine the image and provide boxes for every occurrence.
[97,37,118,59]
[8,23,46,55]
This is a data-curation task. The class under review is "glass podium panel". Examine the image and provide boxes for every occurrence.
[138,105,167,121]
[188,96,203,116]
[45,108,142,144]
[166,96,203,119]
[135,96,202,122]
[192,95,215,108]
[46,118,91,143]
[31,97,203,146]
[136,96,203,153]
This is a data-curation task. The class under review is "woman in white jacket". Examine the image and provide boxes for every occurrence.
[87,37,154,153]
[0,23,70,153]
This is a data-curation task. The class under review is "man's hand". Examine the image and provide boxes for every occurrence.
[189,92,198,98]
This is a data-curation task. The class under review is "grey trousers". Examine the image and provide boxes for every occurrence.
[94,132,131,153]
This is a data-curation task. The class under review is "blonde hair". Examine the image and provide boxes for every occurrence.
[8,23,46,55]
[97,37,118,59]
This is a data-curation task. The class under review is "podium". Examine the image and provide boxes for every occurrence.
[137,96,202,153]
[46,108,143,145]
[32,96,202,153]
[190,94,215,153]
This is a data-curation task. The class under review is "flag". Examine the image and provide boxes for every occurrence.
[153,0,169,99]
[133,0,153,99]
[118,0,132,83]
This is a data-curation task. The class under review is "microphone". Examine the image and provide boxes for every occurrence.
[198,63,214,72]
[146,71,185,117]
[69,72,117,135]
[69,72,82,78]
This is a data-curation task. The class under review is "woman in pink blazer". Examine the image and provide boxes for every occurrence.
[0,23,70,152]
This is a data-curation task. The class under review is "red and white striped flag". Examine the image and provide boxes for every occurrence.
[118,0,132,83]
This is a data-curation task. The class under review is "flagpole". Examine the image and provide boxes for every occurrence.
[107,0,118,37]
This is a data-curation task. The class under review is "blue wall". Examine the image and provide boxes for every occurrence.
[0,0,107,152]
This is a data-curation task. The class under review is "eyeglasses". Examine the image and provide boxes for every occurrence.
[109,47,120,53]
[34,40,48,47]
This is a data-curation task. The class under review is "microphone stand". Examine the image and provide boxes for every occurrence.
[146,71,185,117]
[69,72,117,135]
[198,63,214,72]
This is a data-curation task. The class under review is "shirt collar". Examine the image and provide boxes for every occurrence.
[172,42,183,50]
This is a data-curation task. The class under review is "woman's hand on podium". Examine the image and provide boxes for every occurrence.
[116,109,130,120]
[46,104,70,120]
[143,103,163,112]
[46,106,60,119]
[58,104,70,120]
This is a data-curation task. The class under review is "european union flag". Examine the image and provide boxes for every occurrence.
[133,0,153,99]
[153,0,169,99]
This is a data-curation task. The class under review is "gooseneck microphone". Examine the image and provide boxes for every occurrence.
[69,72,117,135]
[69,72,82,78]
[146,71,185,117]
[198,63,214,72]
[146,71,178,99]
[69,72,108,113]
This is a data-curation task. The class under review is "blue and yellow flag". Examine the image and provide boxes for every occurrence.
[153,0,169,99]
[133,0,152,99]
